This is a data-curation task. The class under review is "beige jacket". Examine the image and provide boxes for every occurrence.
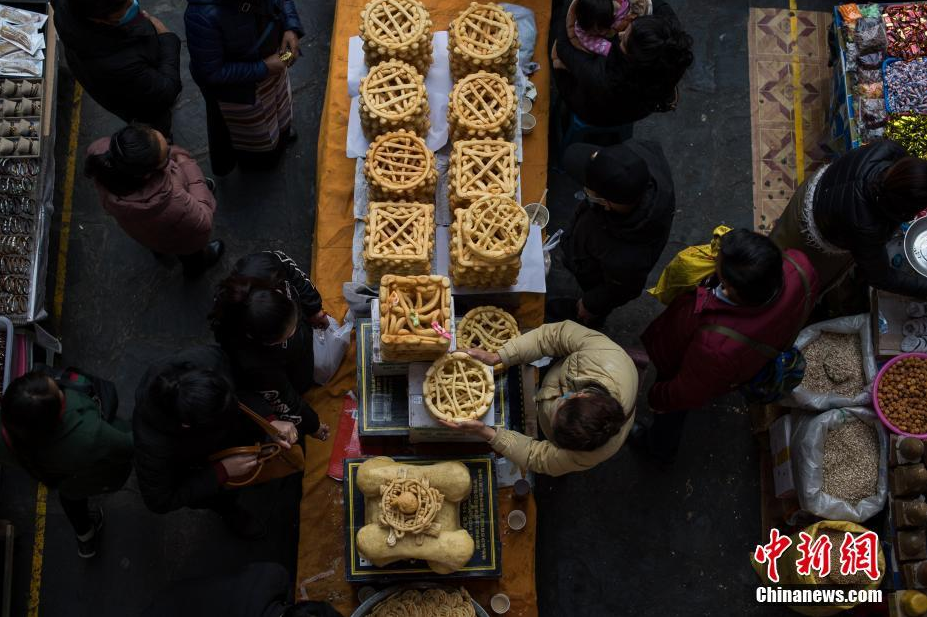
[489,321,638,476]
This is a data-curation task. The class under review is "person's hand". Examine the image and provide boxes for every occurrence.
[551,41,567,70]
[264,53,287,74]
[308,310,329,330]
[270,420,298,449]
[143,11,170,35]
[220,453,258,477]
[279,30,300,66]
[576,299,597,324]
[438,419,496,442]
[465,348,501,366]
[312,423,331,441]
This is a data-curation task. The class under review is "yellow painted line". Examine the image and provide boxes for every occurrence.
[29,83,83,617]
[52,83,83,327]
[789,0,806,184]
[26,484,47,617]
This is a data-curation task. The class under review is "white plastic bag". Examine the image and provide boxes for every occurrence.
[791,407,888,522]
[781,313,878,410]
[313,312,354,385]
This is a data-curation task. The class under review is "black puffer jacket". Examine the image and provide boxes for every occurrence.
[52,0,181,135]
[213,251,323,435]
[813,140,927,298]
[133,346,258,514]
[561,139,676,315]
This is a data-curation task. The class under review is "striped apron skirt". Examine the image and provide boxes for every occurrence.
[218,70,293,153]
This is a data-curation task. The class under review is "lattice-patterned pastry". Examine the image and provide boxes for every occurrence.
[450,207,521,288]
[448,139,518,210]
[356,457,475,574]
[448,2,520,80]
[457,306,520,354]
[462,195,528,262]
[360,60,430,141]
[423,351,494,422]
[363,201,435,283]
[379,274,452,361]
[448,71,517,141]
[360,0,434,74]
[364,130,437,201]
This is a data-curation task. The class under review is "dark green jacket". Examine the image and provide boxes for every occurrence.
[0,390,133,498]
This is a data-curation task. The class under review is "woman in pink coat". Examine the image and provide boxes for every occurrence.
[85,124,224,276]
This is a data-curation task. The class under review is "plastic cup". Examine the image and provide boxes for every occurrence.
[521,112,536,134]
[513,478,531,498]
[523,202,549,228]
[491,593,511,614]
[507,509,526,531]
[519,97,533,113]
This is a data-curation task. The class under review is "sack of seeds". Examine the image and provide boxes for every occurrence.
[792,407,888,522]
[782,314,877,411]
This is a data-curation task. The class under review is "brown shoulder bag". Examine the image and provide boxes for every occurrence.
[208,403,306,488]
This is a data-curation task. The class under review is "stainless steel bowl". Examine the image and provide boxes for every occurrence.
[349,582,490,617]
[904,217,927,278]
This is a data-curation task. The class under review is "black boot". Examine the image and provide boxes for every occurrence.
[180,240,225,278]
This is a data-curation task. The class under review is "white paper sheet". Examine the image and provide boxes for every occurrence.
[436,224,546,294]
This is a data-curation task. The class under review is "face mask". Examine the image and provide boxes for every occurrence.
[584,189,610,207]
[118,0,140,25]
[559,391,575,400]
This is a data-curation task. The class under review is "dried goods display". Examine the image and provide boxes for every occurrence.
[378,274,451,361]
[0,157,38,318]
[356,457,475,574]
[448,139,518,210]
[448,71,517,141]
[448,2,520,80]
[456,306,519,353]
[363,201,435,283]
[0,78,41,157]
[359,0,434,74]
[822,419,880,503]
[801,332,867,397]
[364,130,437,201]
[885,58,927,113]
[369,588,477,617]
[877,356,927,434]
[359,59,430,141]
[423,351,494,422]
[887,113,927,158]
[883,3,927,60]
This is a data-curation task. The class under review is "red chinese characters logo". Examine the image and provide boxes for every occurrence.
[755,529,881,583]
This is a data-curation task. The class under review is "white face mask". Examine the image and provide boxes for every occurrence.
[584,189,610,207]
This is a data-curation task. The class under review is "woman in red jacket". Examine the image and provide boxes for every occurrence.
[85,123,224,276]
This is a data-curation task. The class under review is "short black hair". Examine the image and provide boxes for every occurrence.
[576,0,615,32]
[1,372,61,440]
[551,385,626,451]
[718,229,783,306]
[147,362,235,428]
[625,13,694,92]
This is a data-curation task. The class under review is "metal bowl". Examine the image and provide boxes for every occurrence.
[903,216,927,278]
[350,582,490,617]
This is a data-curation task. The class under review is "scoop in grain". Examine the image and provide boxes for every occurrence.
[801,332,866,398]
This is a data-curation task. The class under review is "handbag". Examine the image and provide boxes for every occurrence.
[33,364,119,423]
[208,402,305,488]
[698,254,814,404]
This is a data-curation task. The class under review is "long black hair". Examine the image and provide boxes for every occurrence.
[84,123,163,196]
[210,275,299,345]
[624,13,694,100]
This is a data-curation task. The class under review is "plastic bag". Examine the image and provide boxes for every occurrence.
[782,314,878,410]
[854,17,886,53]
[542,228,563,276]
[791,407,888,522]
[750,519,884,616]
[647,225,731,304]
[313,313,354,385]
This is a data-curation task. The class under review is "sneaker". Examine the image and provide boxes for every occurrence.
[205,177,216,194]
[221,504,266,540]
[76,507,104,559]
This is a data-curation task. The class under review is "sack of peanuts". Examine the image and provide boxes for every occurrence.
[781,314,878,411]
[792,407,888,522]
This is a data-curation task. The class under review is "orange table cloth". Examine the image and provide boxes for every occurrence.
[297,1,551,614]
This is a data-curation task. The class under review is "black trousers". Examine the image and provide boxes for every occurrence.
[59,494,92,536]
[647,410,689,460]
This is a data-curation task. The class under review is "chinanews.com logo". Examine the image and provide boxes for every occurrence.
[752,528,883,606]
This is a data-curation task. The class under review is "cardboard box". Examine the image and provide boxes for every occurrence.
[343,455,502,582]
[356,319,410,438]
[407,362,496,443]
[769,414,795,499]
[872,288,914,361]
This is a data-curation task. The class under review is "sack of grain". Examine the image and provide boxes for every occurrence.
[782,314,878,411]
[791,407,888,522]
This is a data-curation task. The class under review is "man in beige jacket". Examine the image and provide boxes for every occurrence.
[441,321,637,476]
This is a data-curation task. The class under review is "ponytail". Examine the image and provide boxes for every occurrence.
[210,275,299,345]
[147,362,234,428]
[84,123,163,196]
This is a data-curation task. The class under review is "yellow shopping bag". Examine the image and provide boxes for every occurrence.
[647,225,731,304]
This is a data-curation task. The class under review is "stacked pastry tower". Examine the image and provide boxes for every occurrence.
[447,71,517,141]
[450,195,528,287]
[359,59,431,141]
[379,274,452,361]
[364,129,437,201]
[363,202,435,283]
[447,138,518,210]
[359,0,434,74]
[448,2,520,80]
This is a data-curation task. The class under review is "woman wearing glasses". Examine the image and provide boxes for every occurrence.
[84,123,224,277]
[209,250,330,443]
